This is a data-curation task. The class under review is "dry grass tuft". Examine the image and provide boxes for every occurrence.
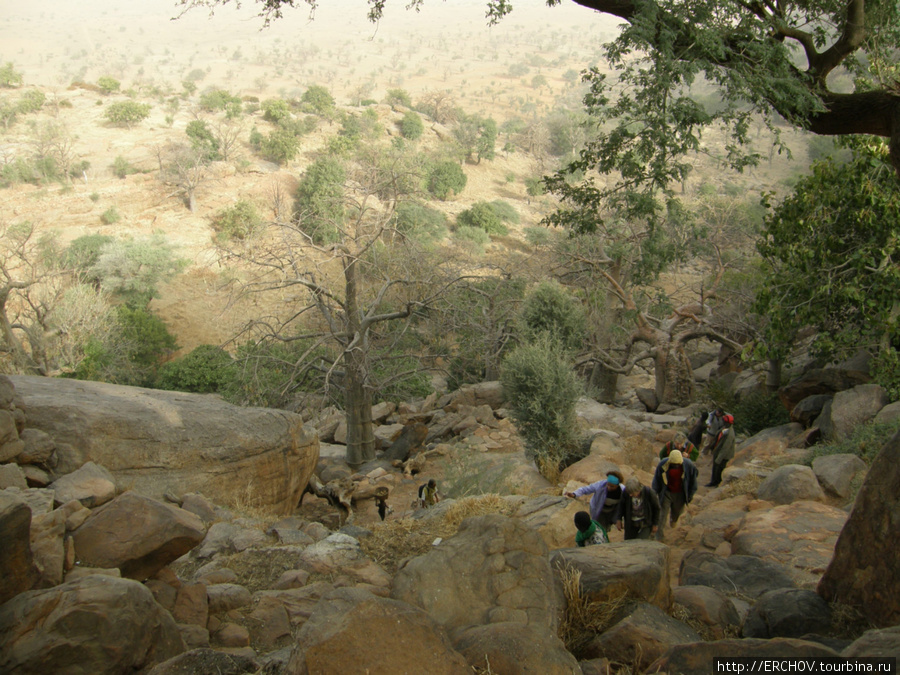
[671,602,718,641]
[829,601,874,640]
[360,494,514,574]
[558,563,630,658]
[719,473,764,499]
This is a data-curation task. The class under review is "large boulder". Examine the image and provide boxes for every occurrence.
[731,501,847,586]
[392,514,564,634]
[825,384,889,441]
[650,638,839,675]
[49,461,117,508]
[741,588,831,639]
[9,375,318,514]
[756,464,825,504]
[550,541,671,611]
[72,491,206,580]
[732,424,805,467]
[679,551,796,599]
[819,431,900,627]
[0,575,185,674]
[778,368,870,412]
[289,587,469,674]
[811,453,868,499]
[584,602,701,669]
[453,622,581,675]
[0,491,39,604]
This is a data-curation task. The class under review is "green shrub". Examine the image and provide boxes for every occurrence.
[97,76,121,95]
[262,98,291,123]
[456,201,507,235]
[16,89,46,113]
[89,192,100,202]
[116,304,178,371]
[63,234,114,280]
[732,390,791,436]
[105,101,151,127]
[260,128,300,164]
[518,280,587,352]
[393,202,447,243]
[198,89,242,116]
[501,334,583,478]
[453,225,490,250]
[300,85,335,116]
[212,200,263,240]
[524,226,552,246]
[399,111,424,140]
[872,348,900,403]
[155,344,236,393]
[488,199,520,224]
[100,206,121,224]
[0,62,24,88]
[427,161,467,200]
[295,156,345,244]
[385,88,412,108]
[111,156,139,179]
[807,418,900,467]
[524,176,546,197]
[185,120,220,161]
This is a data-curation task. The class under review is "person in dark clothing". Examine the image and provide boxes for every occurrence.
[614,476,660,540]
[659,432,699,462]
[686,411,708,448]
[651,450,699,541]
[574,510,609,546]
[706,413,736,487]
[565,470,625,531]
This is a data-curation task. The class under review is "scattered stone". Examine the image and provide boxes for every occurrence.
[673,586,742,639]
[842,626,900,658]
[453,622,581,675]
[811,454,868,499]
[207,584,252,613]
[147,648,259,675]
[0,491,39,604]
[49,461,117,508]
[0,462,28,489]
[650,638,839,674]
[826,384,889,441]
[756,464,825,505]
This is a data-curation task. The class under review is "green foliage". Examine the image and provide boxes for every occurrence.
[63,234,114,282]
[487,199,519,224]
[300,85,335,116]
[399,111,424,140]
[105,101,151,127]
[731,390,791,436]
[501,334,583,473]
[198,89,242,117]
[427,160,467,200]
[524,175,545,197]
[518,280,587,352]
[453,113,497,163]
[185,120,220,162]
[807,418,900,467]
[155,344,236,393]
[16,89,45,114]
[524,226,552,246]
[100,206,121,225]
[392,201,448,243]
[97,76,121,95]
[116,304,178,370]
[212,200,263,241]
[385,88,412,108]
[453,225,490,252]
[91,234,187,306]
[755,141,900,363]
[259,128,300,165]
[872,348,900,403]
[111,156,139,178]
[0,62,24,88]
[456,201,507,236]
[295,156,346,244]
[262,98,291,123]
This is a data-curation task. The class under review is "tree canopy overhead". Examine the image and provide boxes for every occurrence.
[178,0,900,177]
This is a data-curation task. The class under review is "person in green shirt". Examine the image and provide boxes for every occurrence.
[659,432,699,462]
[574,510,609,546]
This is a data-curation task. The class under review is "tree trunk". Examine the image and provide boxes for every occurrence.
[343,348,375,467]
[654,341,694,407]
[765,358,782,394]
[589,362,618,404]
[342,254,376,467]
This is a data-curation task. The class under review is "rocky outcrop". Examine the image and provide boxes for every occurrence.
[679,551,796,599]
[0,491,39,604]
[551,541,672,611]
[392,514,565,633]
[650,638,839,675]
[289,587,470,674]
[819,431,900,627]
[9,375,318,514]
[71,491,206,580]
[0,575,185,674]
[778,368,870,412]
[453,622,582,675]
[811,453,868,499]
[824,384,889,441]
[756,465,825,504]
[741,588,831,639]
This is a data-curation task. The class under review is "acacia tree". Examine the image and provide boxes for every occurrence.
[218,147,459,466]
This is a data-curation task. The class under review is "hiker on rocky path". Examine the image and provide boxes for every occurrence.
[651,450,698,541]
[706,413,736,488]
[565,470,625,532]
[659,431,699,462]
[614,476,660,540]
[701,408,732,455]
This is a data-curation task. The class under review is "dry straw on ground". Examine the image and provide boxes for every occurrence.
[557,563,630,659]
[360,494,514,574]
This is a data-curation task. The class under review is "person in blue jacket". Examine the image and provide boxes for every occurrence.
[565,470,625,532]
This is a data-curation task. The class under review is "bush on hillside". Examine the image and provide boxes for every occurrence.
[155,344,236,393]
[212,200,264,241]
[518,280,587,352]
[427,161,467,200]
[456,201,506,235]
[501,334,583,480]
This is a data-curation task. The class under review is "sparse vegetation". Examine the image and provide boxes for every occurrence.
[105,101,151,128]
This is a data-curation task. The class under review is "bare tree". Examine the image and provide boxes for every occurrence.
[219,153,461,466]
[156,142,212,212]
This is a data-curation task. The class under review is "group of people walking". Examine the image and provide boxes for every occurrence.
[566,408,736,546]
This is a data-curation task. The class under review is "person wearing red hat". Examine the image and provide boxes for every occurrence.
[707,413,736,487]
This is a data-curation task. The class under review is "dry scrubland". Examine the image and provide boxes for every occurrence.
[1,0,809,354]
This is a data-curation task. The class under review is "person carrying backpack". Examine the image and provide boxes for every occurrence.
[574,510,609,546]
[706,414,736,487]
[418,479,440,508]
[658,432,699,462]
